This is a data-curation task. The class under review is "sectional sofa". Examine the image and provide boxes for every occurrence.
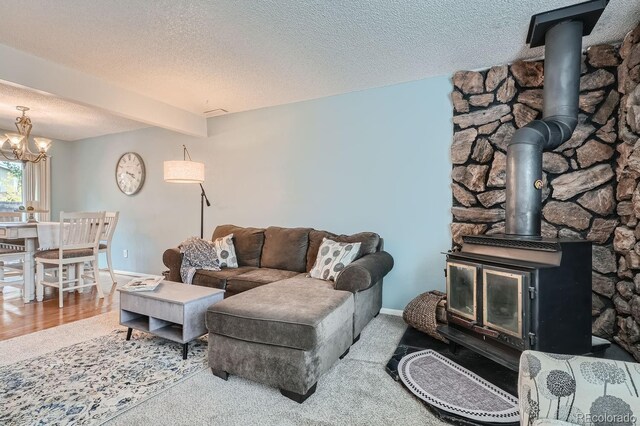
[163,224,394,402]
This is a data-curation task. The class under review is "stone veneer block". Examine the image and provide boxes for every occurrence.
[550,164,614,201]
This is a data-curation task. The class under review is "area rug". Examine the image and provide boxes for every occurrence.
[0,329,207,425]
[106,314,447,426]
[398,350,520,425]
[1,311,448,425]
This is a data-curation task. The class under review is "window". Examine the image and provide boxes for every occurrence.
[0,161,23,211]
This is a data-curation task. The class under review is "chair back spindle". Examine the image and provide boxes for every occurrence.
[59,212,105,253]
[101,212,119,244]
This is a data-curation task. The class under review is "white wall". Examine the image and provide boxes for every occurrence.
[52,76,453,310]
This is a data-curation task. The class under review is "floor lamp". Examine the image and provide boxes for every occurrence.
[164,145,211,238]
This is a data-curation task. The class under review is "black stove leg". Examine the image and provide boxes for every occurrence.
[449,341,460,355]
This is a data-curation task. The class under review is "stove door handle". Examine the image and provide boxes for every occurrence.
[448,315,501,339]
[472,325,500,338]
[448,315,477,329]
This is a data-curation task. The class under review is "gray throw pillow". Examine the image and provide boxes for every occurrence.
[309,238,361,281]
[213,233,238,268]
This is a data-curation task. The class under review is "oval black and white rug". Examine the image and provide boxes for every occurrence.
[398,349,520,424]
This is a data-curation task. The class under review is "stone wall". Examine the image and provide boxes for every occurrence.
[612,24,640,358]
[450,23,640,361]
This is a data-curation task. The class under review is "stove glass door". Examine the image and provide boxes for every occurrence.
[446,262,478,321]
[482,269,524,338]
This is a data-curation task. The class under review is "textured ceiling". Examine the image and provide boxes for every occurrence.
[0,0,639,119]
[0,82,147,141]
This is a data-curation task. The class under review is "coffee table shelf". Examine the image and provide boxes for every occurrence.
[118,281,224,359]
[120,316,150,332]
[151,324,184,341]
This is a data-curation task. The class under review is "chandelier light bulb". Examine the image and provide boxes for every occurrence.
[34,137,52,153]
[5,133,24,148]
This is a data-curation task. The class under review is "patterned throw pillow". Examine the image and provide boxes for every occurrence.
[213,233,238,268]
[310,238,361,281]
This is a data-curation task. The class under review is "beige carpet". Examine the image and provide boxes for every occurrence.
[1,299,446,425]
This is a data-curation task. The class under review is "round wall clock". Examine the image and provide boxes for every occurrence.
[116,152,146,195]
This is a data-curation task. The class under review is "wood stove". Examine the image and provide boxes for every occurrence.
[438,234,593,370]
[439,0,611,371]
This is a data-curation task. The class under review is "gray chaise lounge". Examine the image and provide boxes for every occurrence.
[163,224,394,402]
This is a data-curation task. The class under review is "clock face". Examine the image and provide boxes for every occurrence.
[116,152,145,195]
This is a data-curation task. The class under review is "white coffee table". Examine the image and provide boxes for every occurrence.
[118,280,224,359]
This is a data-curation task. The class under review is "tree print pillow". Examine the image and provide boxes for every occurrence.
[213,233,238,268]
[310,238,361,281]
[519,350,640,426]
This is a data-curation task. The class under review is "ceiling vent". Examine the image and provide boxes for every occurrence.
[203,108,228,118]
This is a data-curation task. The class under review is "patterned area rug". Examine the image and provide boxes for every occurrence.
[398,350,520,424]
[0,329,207,425]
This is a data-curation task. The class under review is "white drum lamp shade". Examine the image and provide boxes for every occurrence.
[163,160,205,183]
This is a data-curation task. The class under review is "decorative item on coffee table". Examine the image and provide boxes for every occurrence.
[121,275,163,292]
[118,280,224,359]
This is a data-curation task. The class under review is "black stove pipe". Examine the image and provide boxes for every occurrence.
[505,20,583,237]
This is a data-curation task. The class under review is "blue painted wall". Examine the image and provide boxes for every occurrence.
[53,76,453,310]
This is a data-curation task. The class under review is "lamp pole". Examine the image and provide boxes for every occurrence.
[199,182,211,239]
[182,145,211,239]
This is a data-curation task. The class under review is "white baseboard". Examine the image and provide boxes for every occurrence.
[379,308,403,317]
[106,269,146,278]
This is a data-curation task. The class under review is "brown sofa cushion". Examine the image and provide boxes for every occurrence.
[306,231,381,272]
[278,274,335,291]
[230,268,300,284]
[212,225,265,267]
[260,227,311,272]
[226,268,299,295]
[225,280,265,296]
[192,266,257,289]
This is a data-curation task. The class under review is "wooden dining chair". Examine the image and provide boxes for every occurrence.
[99,211,119,286]
[0,212,26,291]
[35,211,105,308]
[0,247,25,296]
[0,212,25,250]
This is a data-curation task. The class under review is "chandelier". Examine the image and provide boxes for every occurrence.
[3,106,51,163]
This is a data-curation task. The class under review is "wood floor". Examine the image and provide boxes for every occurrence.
[0,272,127,342]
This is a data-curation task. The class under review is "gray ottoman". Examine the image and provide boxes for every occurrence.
[206,279,354,402]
